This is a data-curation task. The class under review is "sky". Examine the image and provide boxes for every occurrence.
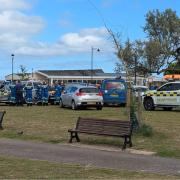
[0,0,179,79]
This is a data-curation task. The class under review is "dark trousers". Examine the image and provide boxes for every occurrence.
[16,91,23,106]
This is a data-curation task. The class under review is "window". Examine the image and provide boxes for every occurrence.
[158,83,173,91]
[172,83,180,91]
[70,87,78,93]
[79,88,99,93]
[105,82,125,90]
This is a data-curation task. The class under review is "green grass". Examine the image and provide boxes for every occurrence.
[0,155,179,179]
[1,105,180,158]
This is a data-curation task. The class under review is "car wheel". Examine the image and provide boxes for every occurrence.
[163,107,173,111]
[71,101,77,110]
[96,106,102,110]
[143,98,155,111]
[59,99,64,108]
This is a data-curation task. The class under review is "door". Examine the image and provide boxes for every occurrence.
[156,83,179,106]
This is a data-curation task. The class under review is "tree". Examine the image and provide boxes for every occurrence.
[143,9,180,73]
[113,38,149,78]
[18,65,29,80]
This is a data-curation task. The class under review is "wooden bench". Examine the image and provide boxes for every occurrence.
[0,111,6,130]
[68,117,132,150]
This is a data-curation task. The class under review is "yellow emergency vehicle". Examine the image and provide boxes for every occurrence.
[143,81,180,111]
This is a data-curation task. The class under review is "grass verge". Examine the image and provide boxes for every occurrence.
[0,105,180,158]
[0,155,179,179]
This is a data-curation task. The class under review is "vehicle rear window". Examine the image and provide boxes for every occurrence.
[105,82,125,90]
[79,88,99,93]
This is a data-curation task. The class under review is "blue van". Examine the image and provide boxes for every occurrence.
[101,79,127,106]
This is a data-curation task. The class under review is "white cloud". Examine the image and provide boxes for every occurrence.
[0,0,111,57]
[0,0,45,53]
[0,0,30,11]
[15,27,111,56]
[0,11,45,35]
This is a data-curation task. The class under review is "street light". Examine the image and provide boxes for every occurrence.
[91,47,100,83]
[11,54,14,82]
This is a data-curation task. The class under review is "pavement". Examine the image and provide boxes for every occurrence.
[0,138,180,176]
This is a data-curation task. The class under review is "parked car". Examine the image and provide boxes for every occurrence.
[132,85,148,98]
[59,84,103,110]
[143,81,180,111]
[101,79,127,106]
[0,84,10,103]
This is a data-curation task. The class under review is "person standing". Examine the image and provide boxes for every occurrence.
[41,81,49,105]
[24,82,33,106]
[54,81,62,105]
[15,80,24,106]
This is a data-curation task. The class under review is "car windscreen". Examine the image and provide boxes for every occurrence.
[105,82,125,90]
[79,88,99,93]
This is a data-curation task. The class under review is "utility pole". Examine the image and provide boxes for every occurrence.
[11,54,14,82]
[91,47,100,83]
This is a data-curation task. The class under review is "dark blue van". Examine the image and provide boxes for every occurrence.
[101,79,127,106]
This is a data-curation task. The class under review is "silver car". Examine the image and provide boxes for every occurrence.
[59,84,103,110]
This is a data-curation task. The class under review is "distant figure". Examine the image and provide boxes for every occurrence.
[9,82,16,105]
[41,81,49,105]
[15,80,24,106]
[36,83,43,105]
[54,81,62,104]
[24,82,33,106]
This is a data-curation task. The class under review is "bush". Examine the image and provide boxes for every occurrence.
[137,123,153,137]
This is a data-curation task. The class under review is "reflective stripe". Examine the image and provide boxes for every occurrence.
[146,91,180,97]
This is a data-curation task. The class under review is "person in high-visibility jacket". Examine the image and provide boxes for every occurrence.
[54,81,62,104]
[24,82,33,106]
[41,81,49,105]
[9,82,16,105]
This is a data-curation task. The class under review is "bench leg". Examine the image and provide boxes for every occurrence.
[69,132,73,143]
[122,137,127,150]
[0,125,3,130]
[75,133,80,142]
[129,136,132,147]
[69,132,80,143]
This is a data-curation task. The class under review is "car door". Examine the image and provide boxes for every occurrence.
[156,83,178,106]
[66,87,78,106]
[61,87,71,106]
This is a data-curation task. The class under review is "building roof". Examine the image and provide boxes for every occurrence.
[37,69,105,77]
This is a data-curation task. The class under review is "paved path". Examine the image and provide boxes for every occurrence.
[0,138,180,176]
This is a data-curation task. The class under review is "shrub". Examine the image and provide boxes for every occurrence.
[137,123,153,137]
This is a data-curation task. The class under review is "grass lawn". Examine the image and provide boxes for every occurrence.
[0,105,180,158]
[0,155,179,179]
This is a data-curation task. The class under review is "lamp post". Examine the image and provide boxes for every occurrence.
[11,54,14,82]
[91,47,100,83]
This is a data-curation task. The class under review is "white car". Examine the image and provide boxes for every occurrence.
[59,84,103,110]
[143,81,180,111]
[132,85,148,98]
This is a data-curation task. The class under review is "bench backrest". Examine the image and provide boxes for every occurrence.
[0,111,6,129]
[76,117,131,136]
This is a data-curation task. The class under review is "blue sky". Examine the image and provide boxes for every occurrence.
[0,0,179,79]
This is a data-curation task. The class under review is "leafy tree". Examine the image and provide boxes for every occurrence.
[113,38,149,78]
[143,9,180,73]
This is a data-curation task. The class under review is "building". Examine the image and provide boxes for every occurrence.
[33,69,147,86]
[5,69,148,86]
[33,69,116,85]
[5,73,32,81]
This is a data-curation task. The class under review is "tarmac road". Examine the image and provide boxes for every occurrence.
[0,138,180,176]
